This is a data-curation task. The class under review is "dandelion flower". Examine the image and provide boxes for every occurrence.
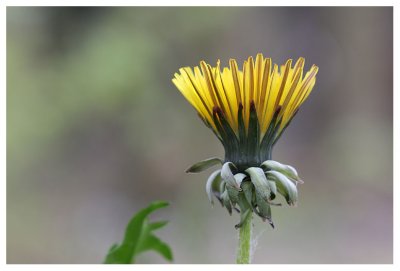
[172,54,318,263]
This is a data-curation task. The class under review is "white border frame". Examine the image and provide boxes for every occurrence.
[1,1,397,269]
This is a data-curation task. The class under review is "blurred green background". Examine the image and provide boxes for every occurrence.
[7,7,393,263]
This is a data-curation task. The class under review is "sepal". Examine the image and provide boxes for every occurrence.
[245,167,272,201]
[266,170,298,206]
[221,162,240,189]
[221,190,233,215]
[186,157,222,173]
[234,173,247,188]
[226,185,240,205]
[255,191,274,228]
[261,160,303,183]
[241,181,254,207]
[205,169,221,205]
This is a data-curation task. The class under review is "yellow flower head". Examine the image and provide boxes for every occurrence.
[173,54,319,228]
[172,53,318,170]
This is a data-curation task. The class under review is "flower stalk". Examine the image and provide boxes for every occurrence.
[237,212,252,264]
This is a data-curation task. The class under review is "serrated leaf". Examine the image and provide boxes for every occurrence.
[266,170,298,206]
[148,221,168,231]
[185,157,222,173]
[206,169,221,205]
[135,234,173,262]
[107,243,119,255]
[104,201,173,264]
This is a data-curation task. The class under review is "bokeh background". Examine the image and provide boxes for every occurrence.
[7,7,393,264]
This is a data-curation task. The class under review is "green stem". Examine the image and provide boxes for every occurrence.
[236,212,252,264]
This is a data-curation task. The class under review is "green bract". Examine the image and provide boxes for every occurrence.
[186,157,222,173]
[187,157,303,228]
[261,160,303,183]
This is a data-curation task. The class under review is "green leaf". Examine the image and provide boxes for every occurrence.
[148,221,168,231]
[104,201,173,264]
[185,157,222,173]
[135,234,173,262]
